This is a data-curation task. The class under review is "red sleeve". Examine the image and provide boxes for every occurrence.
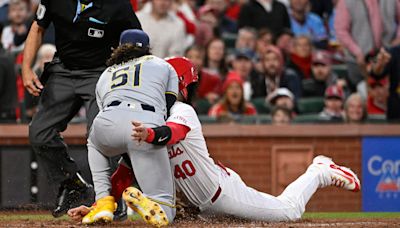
[225,4,241,21]
[130,0,137,11]
[165,122,190,145]
[208,104,223,117]
[245,103,258,115]
[176,11,196,35]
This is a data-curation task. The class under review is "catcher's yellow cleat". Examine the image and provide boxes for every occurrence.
[122,187,169,227]
[82,196,116,225]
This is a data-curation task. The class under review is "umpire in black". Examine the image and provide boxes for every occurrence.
[21,0,141,217]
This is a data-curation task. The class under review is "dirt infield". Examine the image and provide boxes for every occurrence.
[1,212,400,228]
[1,218,400,228]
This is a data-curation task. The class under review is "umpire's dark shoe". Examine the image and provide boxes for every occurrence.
[52,173,94,218]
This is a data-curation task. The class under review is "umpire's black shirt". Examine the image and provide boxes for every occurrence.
[35,0,141,70]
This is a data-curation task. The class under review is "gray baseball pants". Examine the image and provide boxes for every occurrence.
[87,103,176,221]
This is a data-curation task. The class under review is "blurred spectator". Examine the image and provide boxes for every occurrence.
[277,0,289,8]
[254,28,275,72]
[174,0,197,48]
[203,38,228,79]
[289,0,328,48]
[359,47,389,99]
[365,48,391,77]
[319,85,344,122]
[267,87,295,111]
[30,0,39,13]
[367,77,388,115]
[195,0,237,45]
[238,0,290,37]
[185,0,197,11]
[335,0,400,92]
[137,0,186,57]
[275,28,294,57]
[206,0,237,35]
[195,4,217,46]
[185,45,222,104]
[176,0,196,24]
[130,0,139,11]
[327,0,339,46]
[255,28,274,57]
[344,93,367,124]
[310,0,333,19]
[287,35,313,79]
[271,106,292,125]
[0,22,17,123]
[302,50,338,97]
[230,48,255,100]
[225,0,247,21]
[1,0,31,52]
[32,44,56,75]
[252,45,302,99]
[24,44,56,120]
[0,0,8,24]
[235,27,257,53]
[369,46,400,121]
[208,72,257,121]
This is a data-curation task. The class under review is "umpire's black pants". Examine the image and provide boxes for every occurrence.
[29,58,105,189]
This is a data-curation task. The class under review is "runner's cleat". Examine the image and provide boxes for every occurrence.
[313,155,361,192]
[122,187,169,227]
[82,196,116,225]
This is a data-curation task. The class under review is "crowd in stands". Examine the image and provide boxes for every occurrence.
[1,0,400,124]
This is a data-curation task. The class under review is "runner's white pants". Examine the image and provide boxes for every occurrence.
[199,164,330,222]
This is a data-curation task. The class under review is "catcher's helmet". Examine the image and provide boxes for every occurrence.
[165,57,198,100]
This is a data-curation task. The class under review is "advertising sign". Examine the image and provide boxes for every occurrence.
[362,137,400,211]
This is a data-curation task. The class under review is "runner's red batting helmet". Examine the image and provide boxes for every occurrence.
[165,57,198,100]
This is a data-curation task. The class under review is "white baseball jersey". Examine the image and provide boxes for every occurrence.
[166,102,221,206]
[96,55,178,115]
[164,102,339,221]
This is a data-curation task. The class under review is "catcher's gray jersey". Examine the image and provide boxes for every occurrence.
[96,55,178,115]
[88,54,178,222]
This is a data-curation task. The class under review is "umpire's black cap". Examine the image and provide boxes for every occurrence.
[119,29,150,48]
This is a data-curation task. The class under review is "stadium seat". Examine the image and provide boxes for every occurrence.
[237,115,272,124]
[198,115,217,124]
[240,115,258,124]
[297,97,325,114]
[251,98,271,114]
[194,99,212,115]
[331,64,348,79]
[293,114,322,123]
[258,115,272,124]
[222,33,237,50]
[366,114,387,123]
